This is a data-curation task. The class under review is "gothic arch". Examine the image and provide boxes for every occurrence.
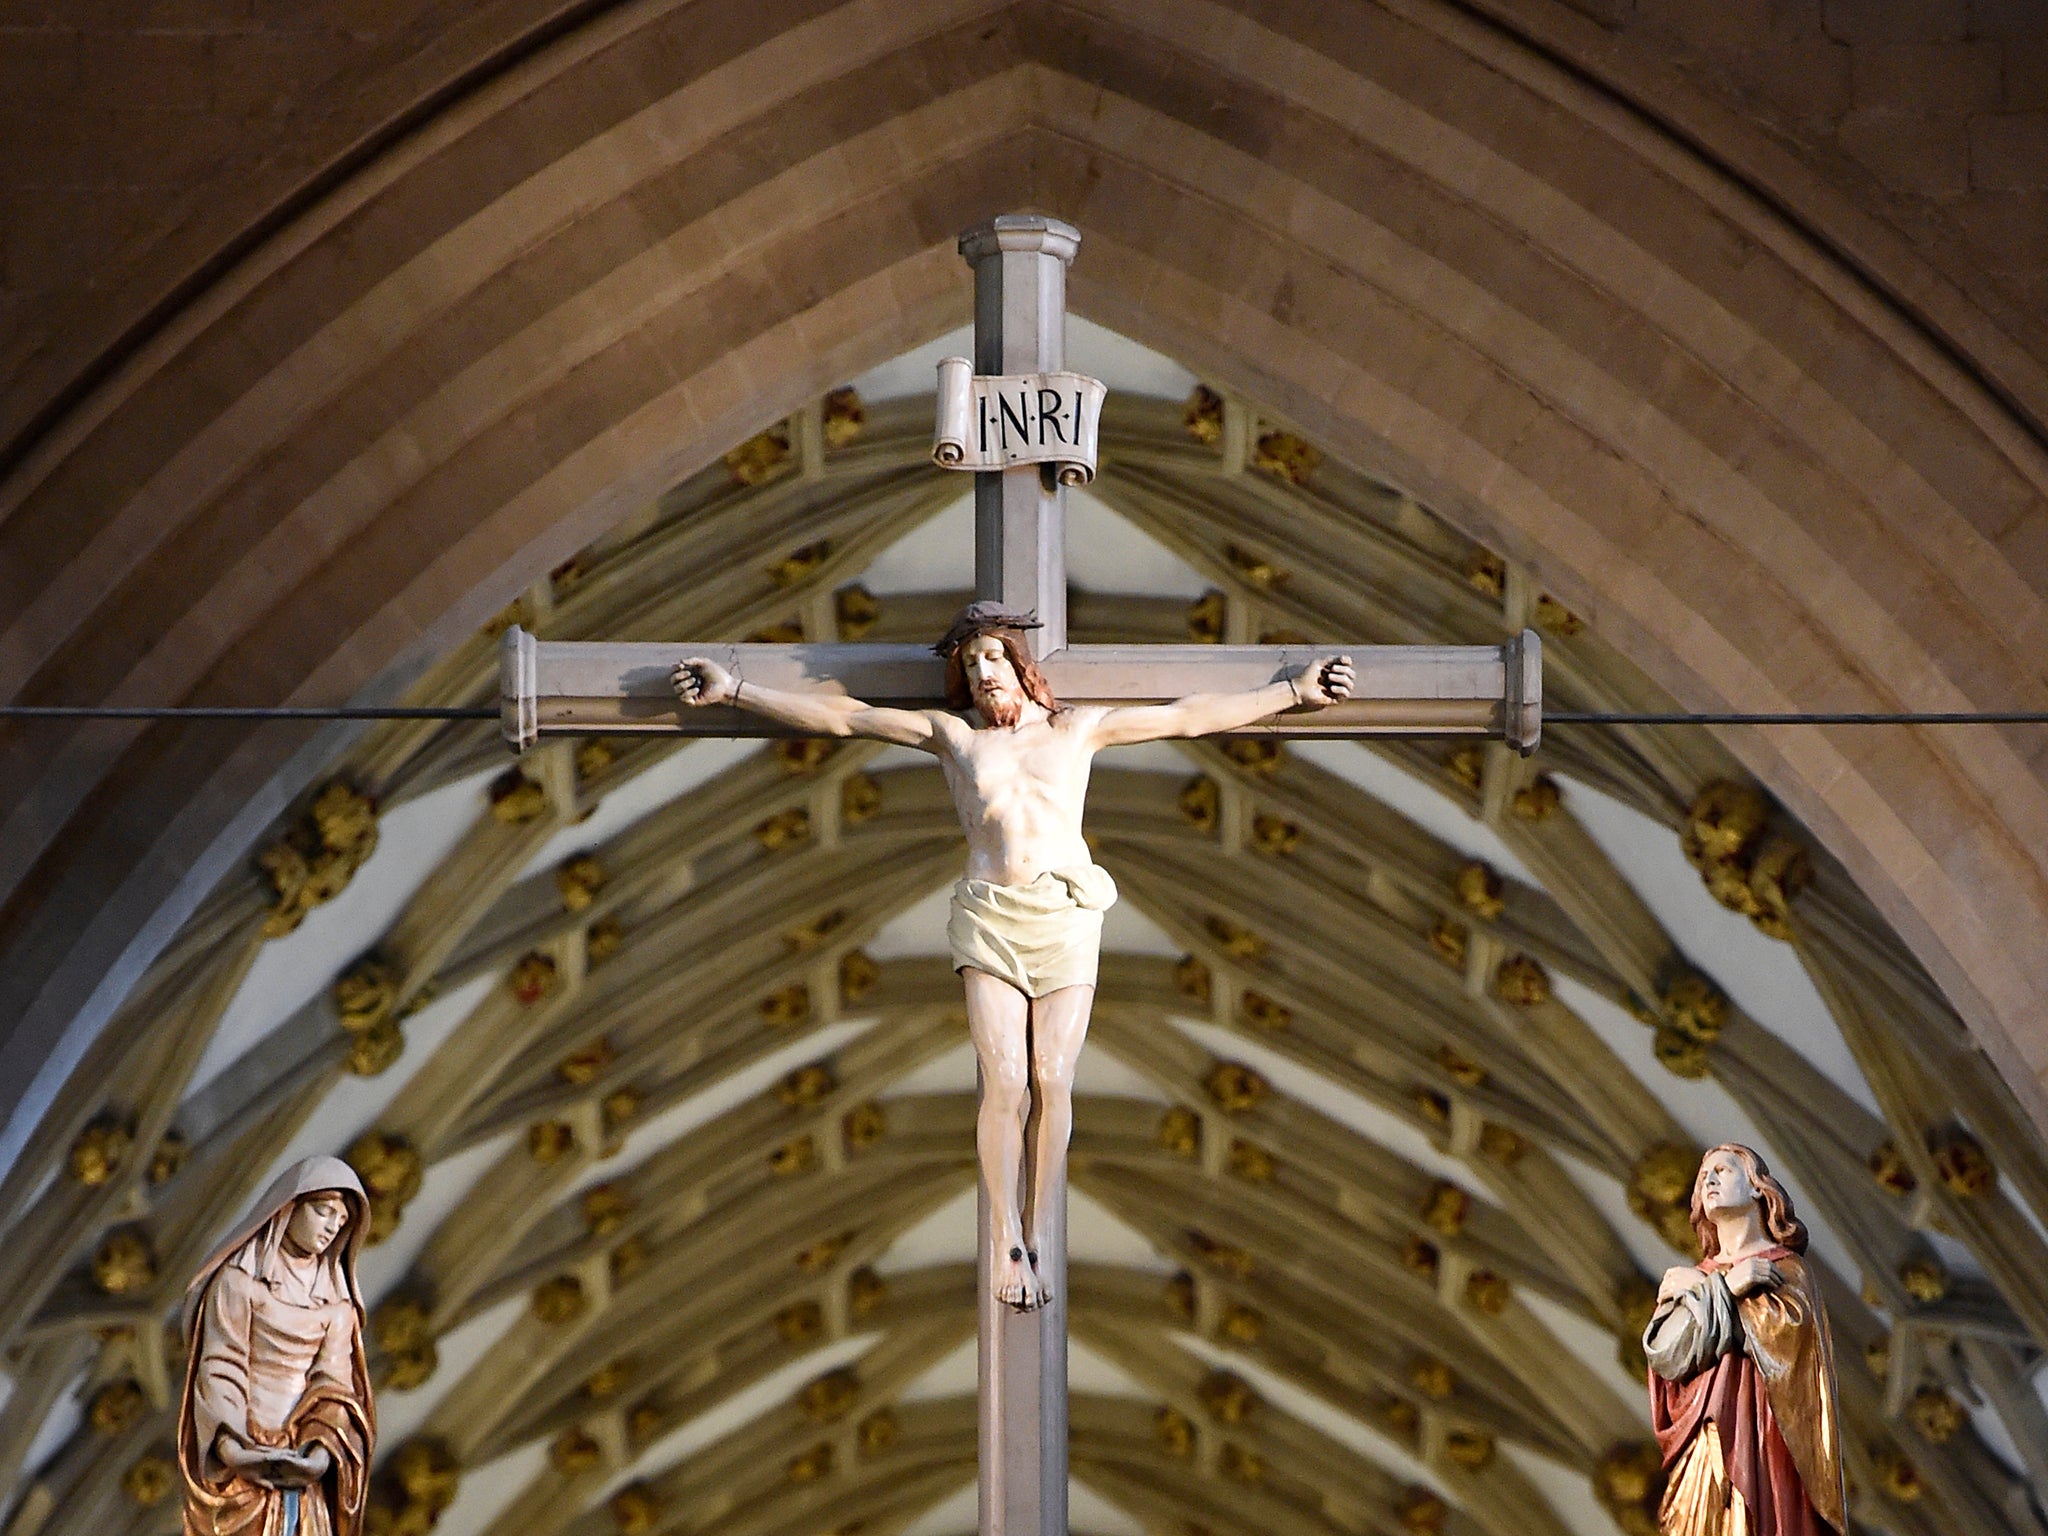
[3,0,2044,1152]
[4,5,2048,1533]
[0,380,2037,1536]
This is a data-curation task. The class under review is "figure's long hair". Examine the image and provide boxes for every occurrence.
[943,629,1058,714]
[1690,1143,1808,1259]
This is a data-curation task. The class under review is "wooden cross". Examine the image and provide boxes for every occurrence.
[499,215,1542,1536]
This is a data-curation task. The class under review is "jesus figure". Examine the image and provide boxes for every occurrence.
[673,602,1354,1308]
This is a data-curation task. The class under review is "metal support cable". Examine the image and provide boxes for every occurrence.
[1,705,2046,726]
[0,705,496,720]
[1545,710,2048,726]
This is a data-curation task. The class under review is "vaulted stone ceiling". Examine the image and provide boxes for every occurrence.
[3,330,2046,1536]
[6,0,2048,1184]
[4,2,2048,1536]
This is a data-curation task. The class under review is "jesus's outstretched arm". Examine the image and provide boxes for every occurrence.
[672,657,939,749]
[1090,655,1355,747]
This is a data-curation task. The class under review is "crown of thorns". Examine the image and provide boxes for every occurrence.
[931,602,1043,658]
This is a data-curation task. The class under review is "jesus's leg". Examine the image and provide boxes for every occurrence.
[1022,983,1095,1304]
[962,967,1038,1308]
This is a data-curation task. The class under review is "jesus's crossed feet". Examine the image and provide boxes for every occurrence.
[993,1243,1049,1310]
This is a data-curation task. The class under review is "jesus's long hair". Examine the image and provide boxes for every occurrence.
[943,628,1059,714]
[1690,1142,1808,1260]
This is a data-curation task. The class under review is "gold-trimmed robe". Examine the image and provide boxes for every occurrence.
[1647,1249,1845,1536]
[179,1265,371,1536]
[177,1158,374,1536]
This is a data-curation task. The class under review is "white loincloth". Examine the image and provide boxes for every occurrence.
[947,864,1119,997]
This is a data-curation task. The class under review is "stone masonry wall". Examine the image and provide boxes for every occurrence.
[0,0,2041,473]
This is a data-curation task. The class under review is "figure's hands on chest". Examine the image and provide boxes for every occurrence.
[1725,1255,1783,1296]
[1658,1264,1709,1302]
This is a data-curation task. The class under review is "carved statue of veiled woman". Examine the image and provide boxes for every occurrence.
[178,1156,376,1536]
[1646,1144,1847,1536]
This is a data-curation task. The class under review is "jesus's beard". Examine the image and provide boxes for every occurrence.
[976,687,1024,729]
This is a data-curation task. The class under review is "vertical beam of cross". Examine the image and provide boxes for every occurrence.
[965,216,1077,660]
[960,214,1075,1536]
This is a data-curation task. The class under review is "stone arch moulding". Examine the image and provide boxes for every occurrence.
[1,0,2046,1163]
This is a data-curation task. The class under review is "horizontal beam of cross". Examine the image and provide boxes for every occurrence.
[497,628,1542,751]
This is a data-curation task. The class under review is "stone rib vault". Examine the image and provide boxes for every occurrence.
[3,365,2044,1536]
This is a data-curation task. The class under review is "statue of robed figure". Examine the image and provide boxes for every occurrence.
[1646,1144,1847,1536]
[178,1155,376,1536]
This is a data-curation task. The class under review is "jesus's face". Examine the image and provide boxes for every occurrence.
[961,634,1025,728]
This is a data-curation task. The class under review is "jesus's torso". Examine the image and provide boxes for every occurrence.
[933,707,1103,884]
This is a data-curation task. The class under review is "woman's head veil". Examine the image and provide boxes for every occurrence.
[180,1156,369,1339]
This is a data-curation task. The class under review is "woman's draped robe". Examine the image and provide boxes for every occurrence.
[177,1158,373,1536]
[1646,1250,1847,1536]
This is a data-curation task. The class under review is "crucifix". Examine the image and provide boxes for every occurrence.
[500,214,1542,1536]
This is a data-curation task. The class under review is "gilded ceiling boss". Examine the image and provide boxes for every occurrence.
[1647,1144,1847,1536]
[178,1157,376,1536]
[675,602,1355,1309]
